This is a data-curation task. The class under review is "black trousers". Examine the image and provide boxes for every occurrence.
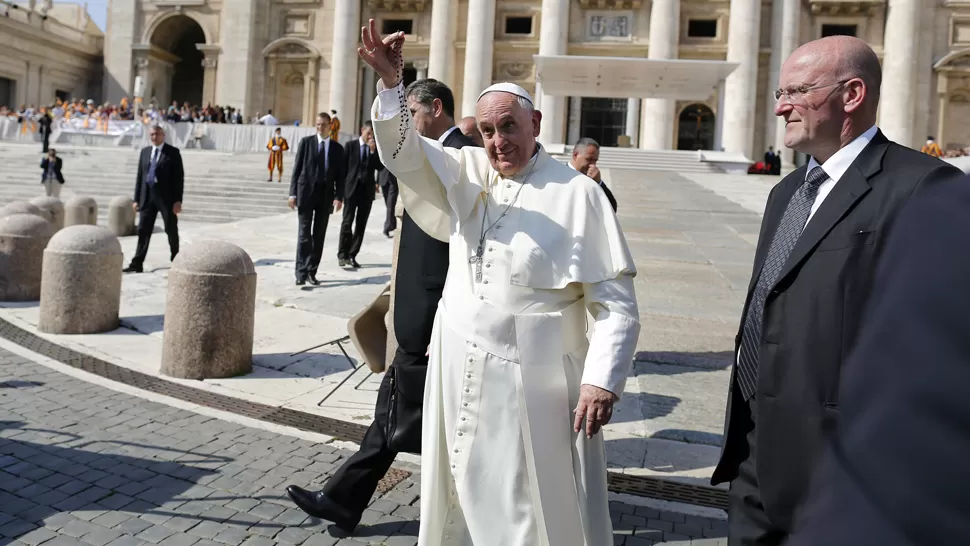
[337,191,373,260]
[728,394,788,546]
[381,183,398,234]
[323,358,398,515]
[296,203,331,278]
[131,188,179,266]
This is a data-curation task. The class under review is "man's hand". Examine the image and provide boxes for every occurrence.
[367,136,377,152]
[587,164,602,183]
[573,384,616,439]
[172,202,181,215]
[333,199,343,212]
[131,202,139,213]
[358,18,405,88]
[288,197,296,210]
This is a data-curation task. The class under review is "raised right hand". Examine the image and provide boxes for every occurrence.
[358,18,405,88]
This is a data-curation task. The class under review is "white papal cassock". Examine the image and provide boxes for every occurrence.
[371,81,641,546]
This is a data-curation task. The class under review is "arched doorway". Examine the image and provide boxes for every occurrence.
[677,103,715,150]
[263,40,322,126]
[150,15,205,107]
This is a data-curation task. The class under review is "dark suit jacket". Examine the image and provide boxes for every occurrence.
[711,130,963,529]
[343,138,384,200]
[392,128,476,361]
[787,175,970,546]
[39,157,64,184]
[134,143,184,209]
[289,135,346,209]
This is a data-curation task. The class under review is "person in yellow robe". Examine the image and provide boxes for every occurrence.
[329,109,340,141]
[921,136,943,158]
[266,128,289,182]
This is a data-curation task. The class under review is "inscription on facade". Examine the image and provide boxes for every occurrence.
[283,14,311,37]
[586,12,632,40]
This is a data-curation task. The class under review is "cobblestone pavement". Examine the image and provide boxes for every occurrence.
[0,349,727,545]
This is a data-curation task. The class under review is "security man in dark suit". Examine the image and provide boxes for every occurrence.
[124,125,184,273]
[378,168,398,238]
[288,112,347,285]
[787,174,970,546]
[711,36,963,545]
[337,121,383,268]
[286,79,477,532]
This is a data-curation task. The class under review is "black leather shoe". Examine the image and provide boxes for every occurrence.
[338,259,349,267]
[295,277,306,286]
[308,274,321,286]
[350,259,361,268]
[123,265,143,273]
[285,486,359,532]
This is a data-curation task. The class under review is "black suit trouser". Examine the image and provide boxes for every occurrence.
[132,187,179,266]
[381,184,398,234]
[296,203,331,277]
[337,190,373,260]
[728,391,788,546]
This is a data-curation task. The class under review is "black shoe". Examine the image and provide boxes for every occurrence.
[295,277,306,286]
[338,258,349,267]
[350,259,361,268]
[285,486,359,532]
[123,264,143,273]
[307,274,321,286]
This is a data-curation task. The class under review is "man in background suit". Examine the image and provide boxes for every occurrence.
[570,137,617,212]
[337,121,382,268]
[711,35,962,545]
[378,164,398,238]
[787,175,970,546]
[123,125,184,273]
[39,148,64,198]
[286,78,477,532]
[288,112,346,285]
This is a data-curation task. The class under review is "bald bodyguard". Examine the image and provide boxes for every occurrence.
[710,36,962,545]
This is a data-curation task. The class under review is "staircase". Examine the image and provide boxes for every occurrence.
[0,143,292,224]
[550,147,730,174]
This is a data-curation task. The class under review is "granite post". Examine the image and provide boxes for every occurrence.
[64,196,98,226]
[39,225,123,334]
[108,196,136,237]
[0,214,55,301]
[28,196,65,230]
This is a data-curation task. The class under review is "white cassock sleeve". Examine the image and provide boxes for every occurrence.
[372,82,470,242]
[582,275,640,398]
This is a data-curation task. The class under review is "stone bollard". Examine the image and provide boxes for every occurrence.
[0,214,56,301]
[0,201,45,220]
[64,196,98,226]
[161,240,257,379]
[107,196,136,237]
[38,225,123,334]
[29,196,65,230]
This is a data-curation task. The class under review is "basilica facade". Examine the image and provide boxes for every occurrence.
[103,0,970,160]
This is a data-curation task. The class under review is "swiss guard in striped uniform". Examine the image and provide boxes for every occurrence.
[267,127,290,182]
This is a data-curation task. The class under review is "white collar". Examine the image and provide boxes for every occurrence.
[359,136,368,146]
[807,125,878,182]
[317,134,329,143]
[438,126,459,143]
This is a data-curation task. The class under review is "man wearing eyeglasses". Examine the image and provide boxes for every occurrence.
[711,35,961,545]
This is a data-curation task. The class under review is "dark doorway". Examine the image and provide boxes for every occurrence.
[0,77,14,108]
[402,67,418,87]
[677,103,715,150]
[150,15,205,107]
[579,98,627,147]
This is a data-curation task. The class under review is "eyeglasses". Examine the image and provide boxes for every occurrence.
[774,80,849,102]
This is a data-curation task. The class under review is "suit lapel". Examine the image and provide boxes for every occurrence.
[770,132,888,290]
[747,169,804,294]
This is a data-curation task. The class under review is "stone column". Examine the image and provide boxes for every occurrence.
[721,0,762,159]
[217,0,258,116]
[567,96,582,145]
[937,76,948,148]
[330,0,361,130]
[303,57,320,124]
[39,226,123,335]
[536,0,570,146]
[461,0,497,117]
[640,0,680,149]
[713,79,727,151]
[415,60,429,81]
[428,0,457,87]
[197,45,221,107]
[625,98,641,147]
[103,0,138,102]
[766,0,799,166]
[879,0,920,148]
[161,241,256,380]
[361,67,377,122]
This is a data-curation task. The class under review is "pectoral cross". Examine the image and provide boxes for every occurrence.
[469,243,484,283]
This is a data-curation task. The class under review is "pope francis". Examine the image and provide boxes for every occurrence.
[359,20,641,546]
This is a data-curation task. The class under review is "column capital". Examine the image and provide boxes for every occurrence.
[412,60,429,70]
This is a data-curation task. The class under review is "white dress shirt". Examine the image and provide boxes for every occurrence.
[804,124,878,227]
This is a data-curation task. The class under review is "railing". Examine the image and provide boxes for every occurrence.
[0,0,102,50]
